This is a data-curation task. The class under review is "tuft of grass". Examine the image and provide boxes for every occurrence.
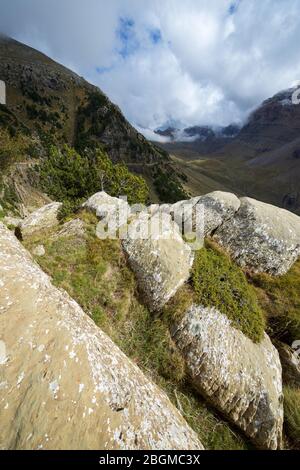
[163,285,194,328]
[161,382,249,450]
[191,241,265,343]
[252,260,300,343]
[283,386,300,449]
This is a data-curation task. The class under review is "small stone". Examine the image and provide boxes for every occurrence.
[32,245,45,257]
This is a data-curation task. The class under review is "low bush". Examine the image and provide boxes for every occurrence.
[37,145,149,218]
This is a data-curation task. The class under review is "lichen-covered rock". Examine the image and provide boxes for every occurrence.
[82,191,130,227]
[18,202,62,239]
[0,223,203,450]
[214,197,300,275]
[122,213,194,312]
[51,218,85,240]
[171,304,283,449]
[274,341,300,388]
[159,191,240,237]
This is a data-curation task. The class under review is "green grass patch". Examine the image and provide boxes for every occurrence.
[252,260,300,343]
[283,386,300,449]
[191,241,265,343]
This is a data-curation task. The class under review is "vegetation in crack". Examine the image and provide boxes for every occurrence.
[191,240,266,343]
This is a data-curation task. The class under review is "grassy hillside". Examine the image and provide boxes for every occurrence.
[0,35,186,207]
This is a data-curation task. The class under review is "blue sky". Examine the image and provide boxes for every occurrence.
[1,0,300,140]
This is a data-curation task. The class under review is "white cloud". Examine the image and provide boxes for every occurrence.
[1,0,300,139]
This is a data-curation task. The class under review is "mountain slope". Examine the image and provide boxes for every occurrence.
[0,35,186,206]
[159,88,300,214]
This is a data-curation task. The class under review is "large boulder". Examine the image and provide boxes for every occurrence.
[82,191,130,229]
[0,223,203,450]
[182,191,240,236]
[214,197,300,275]
[171,304,283,449]
[18,202,62,239]
[158,191,240,238]
[122,213,194,312]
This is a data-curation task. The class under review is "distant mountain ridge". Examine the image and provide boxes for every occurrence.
[158,87,300,214]
[155,123,240,142]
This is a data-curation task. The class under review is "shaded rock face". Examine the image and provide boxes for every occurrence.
[122,213,194,312]
[275,341,300,388]
[214,197,300,275]
[171,304,283,450]
[18,202,62,239]
[0,223,203,450]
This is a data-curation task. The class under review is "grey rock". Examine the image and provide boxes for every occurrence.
[2,216,23,229]
[83,192,130,230]
[51,219,85,240]
[18,202,62,239]
[214,197,300,275]
[158,191,240,237]
[32,244,45,257]
[122,213,194,312]
[171,304,283,449]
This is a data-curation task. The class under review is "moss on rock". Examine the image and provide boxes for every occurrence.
[191,241,265,343]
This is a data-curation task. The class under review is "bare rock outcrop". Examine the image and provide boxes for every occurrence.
[82,191,130,228]
[50,218,85,240]
[170,191,240,236]
[171,304,283,450]
[214,197,300,275]
[0,223,203,450]
[18,202,62,239]
[122,213,194,312]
